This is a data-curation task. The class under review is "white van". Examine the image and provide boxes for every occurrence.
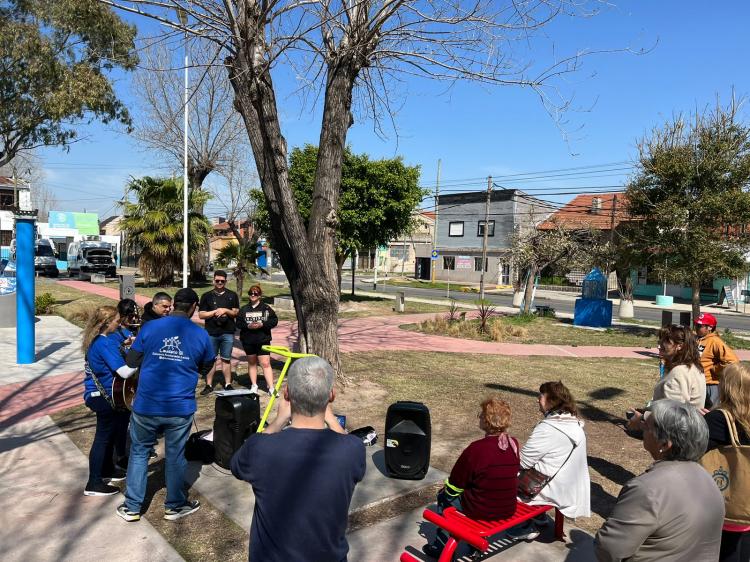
[9,238,59,277]
[67,237,116,279]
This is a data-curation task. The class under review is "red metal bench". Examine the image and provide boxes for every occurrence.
[400,501,564,562]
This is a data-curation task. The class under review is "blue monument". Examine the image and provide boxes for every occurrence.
[573,268,612,328]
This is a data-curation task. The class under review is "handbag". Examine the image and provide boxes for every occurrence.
[518,422,577,502]
[699,409,750,526]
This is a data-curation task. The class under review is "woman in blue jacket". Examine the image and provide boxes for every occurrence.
[81,305,137,496]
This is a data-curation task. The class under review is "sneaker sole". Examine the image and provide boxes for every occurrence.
[164,505,200,521]
[84,489,120,496]
[116,510,141,522]
[104,476,126,483]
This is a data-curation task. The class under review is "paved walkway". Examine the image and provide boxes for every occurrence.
[0,416,181,562]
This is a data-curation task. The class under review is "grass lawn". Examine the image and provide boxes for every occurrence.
[52,351,658,558]
[405,313,662,348]
[36,278,117,328]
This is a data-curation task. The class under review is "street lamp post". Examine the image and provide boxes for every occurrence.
[177,8,189,288]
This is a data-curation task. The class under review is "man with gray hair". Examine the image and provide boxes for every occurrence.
[231,356,366,561]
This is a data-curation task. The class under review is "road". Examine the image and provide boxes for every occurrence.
[335,274,750,332]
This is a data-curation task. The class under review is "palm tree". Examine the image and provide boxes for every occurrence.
[215,241,265,296]
[120,176,212,286]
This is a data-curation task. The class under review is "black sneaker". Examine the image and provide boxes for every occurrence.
[83,481,120,496]
[422,543,443,559]
[200,384,213,396]
[149,450,158,460]
[164,499,200,521]
[103,467,127,483]
[116,503,141,522]
[224,384,234,391]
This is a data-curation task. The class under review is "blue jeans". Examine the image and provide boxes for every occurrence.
[430,489,463,548]
[209,333,235,361]
[124,412,193,512]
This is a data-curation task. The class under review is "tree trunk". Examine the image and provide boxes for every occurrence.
[691,278,701,322]
[188,170,212,284]
[226,45,357,381]
[522,266,538,314]
[336,250,349,293]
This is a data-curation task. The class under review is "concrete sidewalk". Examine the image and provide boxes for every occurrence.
[0,416,182,562]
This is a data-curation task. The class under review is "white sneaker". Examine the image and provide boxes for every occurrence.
[249,384,258,394]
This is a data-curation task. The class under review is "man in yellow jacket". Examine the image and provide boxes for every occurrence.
[694,312,738,408]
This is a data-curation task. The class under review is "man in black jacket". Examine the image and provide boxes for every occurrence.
[141,292,172,324]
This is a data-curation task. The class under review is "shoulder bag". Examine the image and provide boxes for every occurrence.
[699,409,750,525]
[518,421,578,502]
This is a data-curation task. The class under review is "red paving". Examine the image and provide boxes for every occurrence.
[6,280,749,428]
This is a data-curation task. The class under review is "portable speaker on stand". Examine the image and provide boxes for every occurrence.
[213,394,260,469]
[384,401,431,480]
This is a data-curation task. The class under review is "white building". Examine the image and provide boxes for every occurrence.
[0,176,32,256]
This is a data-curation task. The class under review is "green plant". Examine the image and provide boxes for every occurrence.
[475,299,497,334]
[35,293,56,315]
[446,300,460,323]
[508,312,536,325]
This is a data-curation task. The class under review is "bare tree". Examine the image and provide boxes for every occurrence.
[100,0,614,378]
[131,39,251,278]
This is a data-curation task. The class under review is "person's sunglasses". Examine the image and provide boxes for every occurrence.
[214,279,226,284]
[250,291,261,296]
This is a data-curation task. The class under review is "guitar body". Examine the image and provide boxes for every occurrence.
[112,374,138,410]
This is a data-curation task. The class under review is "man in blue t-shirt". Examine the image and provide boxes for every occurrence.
[231,356,366,562]
[116,288,215,523]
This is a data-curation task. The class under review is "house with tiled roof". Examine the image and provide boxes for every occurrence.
[538,193,630,232]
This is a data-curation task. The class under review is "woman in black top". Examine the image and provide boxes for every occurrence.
[704,362,750,562]
[236,285,278,395]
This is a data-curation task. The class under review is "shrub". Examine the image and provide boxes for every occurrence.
[474,299,496,334]
[446,300,460,323]
[490,320,529,342]
[35,293,57,315]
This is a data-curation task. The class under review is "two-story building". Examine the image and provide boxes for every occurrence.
[434,189,549,285]
[0,176,32,258]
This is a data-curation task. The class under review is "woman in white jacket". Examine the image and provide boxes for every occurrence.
[509,381,591,540]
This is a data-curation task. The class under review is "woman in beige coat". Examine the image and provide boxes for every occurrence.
[628,324,705,429]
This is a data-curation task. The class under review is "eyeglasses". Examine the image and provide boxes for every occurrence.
[214,279,226,284]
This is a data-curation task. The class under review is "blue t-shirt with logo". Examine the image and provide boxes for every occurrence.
[83,334,127,401]
[131,315,215,417]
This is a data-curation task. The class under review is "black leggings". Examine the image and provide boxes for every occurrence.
[721,530,750,562]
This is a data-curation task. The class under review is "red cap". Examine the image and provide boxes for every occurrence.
[695,312,717,327]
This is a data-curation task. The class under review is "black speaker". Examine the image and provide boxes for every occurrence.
[213,394,260,469]
[385,401,431,480]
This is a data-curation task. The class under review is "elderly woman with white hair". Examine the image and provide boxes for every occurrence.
[594,400,725,562]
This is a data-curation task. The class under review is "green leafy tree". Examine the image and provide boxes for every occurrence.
[0,1,137,166]
[253,144,425,287]
[215,241,265,297]
[626,100,750,319]
[120,177,212,286]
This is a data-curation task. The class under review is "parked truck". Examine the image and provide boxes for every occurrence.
[67,237,116,279]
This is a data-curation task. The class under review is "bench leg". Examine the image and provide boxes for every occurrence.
[554,508,565,541]
[438,537,460,562]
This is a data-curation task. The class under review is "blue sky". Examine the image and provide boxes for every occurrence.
[37,1,750,220]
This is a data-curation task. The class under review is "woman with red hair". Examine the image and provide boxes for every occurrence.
[422,395,520,559]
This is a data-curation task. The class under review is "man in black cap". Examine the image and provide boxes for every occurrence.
[116,288,215,523]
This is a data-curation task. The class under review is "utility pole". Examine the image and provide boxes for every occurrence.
[479,176,492,300]
[431,159,441,282]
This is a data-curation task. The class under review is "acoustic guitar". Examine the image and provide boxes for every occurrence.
[113,317,141,411]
